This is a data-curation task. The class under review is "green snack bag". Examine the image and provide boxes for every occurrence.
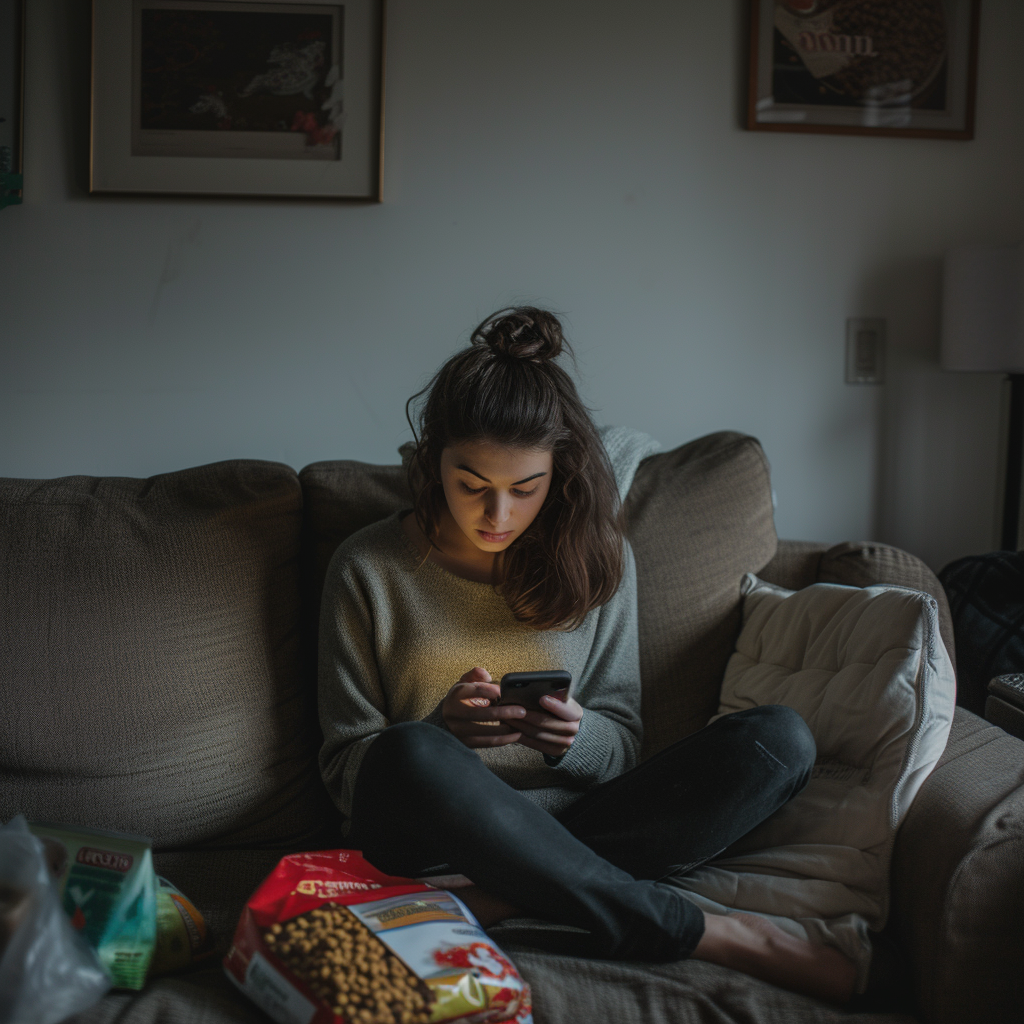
[28,822,157,990]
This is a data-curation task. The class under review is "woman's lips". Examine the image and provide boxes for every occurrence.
[477,529,513,543]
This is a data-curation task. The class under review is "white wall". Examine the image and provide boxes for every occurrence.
[2,0,1022,572]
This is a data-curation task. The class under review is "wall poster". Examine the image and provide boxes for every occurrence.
[747,0,980,139]
[91,0,385,198]
[1,0,24,208]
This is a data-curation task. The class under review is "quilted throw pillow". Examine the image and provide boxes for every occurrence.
[665,574,955,993]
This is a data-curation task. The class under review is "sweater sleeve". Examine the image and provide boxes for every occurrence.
[544,541,643,786]
[317,546,391,821]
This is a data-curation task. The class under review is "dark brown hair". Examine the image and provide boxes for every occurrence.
[404,307,624,631]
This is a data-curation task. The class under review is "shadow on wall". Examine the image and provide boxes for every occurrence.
[860,256,1003,572]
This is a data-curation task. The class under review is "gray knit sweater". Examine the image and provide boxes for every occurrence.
[318,427,661,826]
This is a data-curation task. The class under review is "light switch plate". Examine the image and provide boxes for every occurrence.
[846,318,886,384]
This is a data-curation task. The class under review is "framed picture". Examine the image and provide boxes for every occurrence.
[747,0,980,139]
[91,0,385,199]
[1,0,24,208]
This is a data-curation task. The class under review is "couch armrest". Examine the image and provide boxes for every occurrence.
[890,707,1024,1024]
[756,540,826,591]
[760,540,955,668]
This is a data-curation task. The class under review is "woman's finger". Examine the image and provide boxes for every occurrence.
[536,695,583,722]
[448,702,526,724]
[516,724,576,746]
[517,710,579,733]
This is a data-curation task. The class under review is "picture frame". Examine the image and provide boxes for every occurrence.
[746,0,980,140]
[0,0,25,208]
[91,0,385,199]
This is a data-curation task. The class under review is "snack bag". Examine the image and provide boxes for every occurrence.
[28,822,157,990]
[149,876,215,977]
[225,850,532,1024]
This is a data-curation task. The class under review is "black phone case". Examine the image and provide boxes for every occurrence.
[497,670,573,711]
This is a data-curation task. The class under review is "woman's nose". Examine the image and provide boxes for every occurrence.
[485,495,511,525]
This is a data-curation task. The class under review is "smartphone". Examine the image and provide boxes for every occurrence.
[497,670,573,713]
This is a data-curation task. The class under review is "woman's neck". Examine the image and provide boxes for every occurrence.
[402,508,498,584]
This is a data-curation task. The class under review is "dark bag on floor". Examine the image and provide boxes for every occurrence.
[939,551,1024,715]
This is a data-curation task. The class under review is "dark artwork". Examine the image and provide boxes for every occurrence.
[771,0,949,111]
[139,8,340,142]
[0,0,22,208]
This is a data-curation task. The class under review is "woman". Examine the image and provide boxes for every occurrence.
[318,307,856,1003]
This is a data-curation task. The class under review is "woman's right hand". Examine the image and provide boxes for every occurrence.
[442,667,527,748]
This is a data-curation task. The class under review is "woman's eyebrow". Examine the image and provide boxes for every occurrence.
[457,464,548,486]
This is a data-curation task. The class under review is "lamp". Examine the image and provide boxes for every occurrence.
[942,243,1024,550]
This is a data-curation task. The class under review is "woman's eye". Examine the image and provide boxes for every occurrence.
[460,482,486,495]
[513,488,538,498]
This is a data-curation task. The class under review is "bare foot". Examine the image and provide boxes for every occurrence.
[692,911,857,1004]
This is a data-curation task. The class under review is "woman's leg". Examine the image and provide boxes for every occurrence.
[555,705,816,879]
[348,720,704,962]
[551,705,855,1002]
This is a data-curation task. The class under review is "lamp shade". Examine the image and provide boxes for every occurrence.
[941,243,1024,373]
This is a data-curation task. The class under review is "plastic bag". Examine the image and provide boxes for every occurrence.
[0,815,110,1024]
[225,849,532,1024]
[28,821,158,990]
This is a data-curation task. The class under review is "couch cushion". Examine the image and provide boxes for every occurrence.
[668,575,955,993]
[299,460,413,659]
[0,461,336,849]
[624,432,778,757]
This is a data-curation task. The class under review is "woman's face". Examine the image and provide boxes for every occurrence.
[439,440,554,553]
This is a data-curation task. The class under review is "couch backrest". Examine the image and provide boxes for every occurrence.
[302,430,778,760]
[0,461,336,850]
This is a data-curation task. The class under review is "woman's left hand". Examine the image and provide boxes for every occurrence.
[514,694,583,758]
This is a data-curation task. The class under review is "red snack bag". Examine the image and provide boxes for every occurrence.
[224,850,532,1024]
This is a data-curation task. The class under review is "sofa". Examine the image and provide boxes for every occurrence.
[2,430,1022,1024]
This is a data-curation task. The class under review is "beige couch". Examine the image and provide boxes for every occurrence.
[2,431,1021,1024]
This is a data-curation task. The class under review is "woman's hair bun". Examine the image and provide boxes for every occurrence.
[471,306,565,363]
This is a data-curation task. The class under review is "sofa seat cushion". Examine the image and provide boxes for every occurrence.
[0,461,335,849]
[667,575,955,993]
[67,952,918,1024]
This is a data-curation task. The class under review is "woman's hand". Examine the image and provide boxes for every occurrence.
[514,693,583,758]
[442,667,526,748]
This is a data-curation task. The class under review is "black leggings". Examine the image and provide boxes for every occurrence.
[349,704,815,962]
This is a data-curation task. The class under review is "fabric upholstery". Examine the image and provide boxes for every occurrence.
[890,707,1024,1024]
[758,541,956,670]
[0,462,335,849]
[819,543,955,669]
[299,459,412,652]
[667,576,955,993]
[757,540,827,592]
[500,950,916,1024]
[67,942,916,1024]
[939,550,1024,714]
[623,432,778,757]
